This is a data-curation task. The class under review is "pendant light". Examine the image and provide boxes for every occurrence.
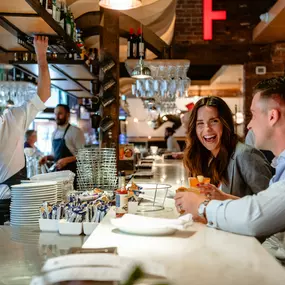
[99,0,142,10]
[131,23,152,79]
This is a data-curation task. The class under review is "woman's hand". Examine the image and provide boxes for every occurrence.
[198,184,239,201]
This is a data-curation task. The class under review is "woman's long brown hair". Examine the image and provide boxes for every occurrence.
[183,97,238,186]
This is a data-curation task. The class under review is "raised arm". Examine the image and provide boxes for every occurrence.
[34,36,50,103]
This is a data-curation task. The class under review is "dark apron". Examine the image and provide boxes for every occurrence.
[0,163,27,225]
[52,124,77,189]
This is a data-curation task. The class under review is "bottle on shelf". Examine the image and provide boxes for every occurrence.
[65,7,72,36]
[127,28,137,59]
[46,0,53,15]
[116,171,128,218]
[137,27,145,59]
[73,20,77,43]
[59,0,65,29]
[70,12,75,39]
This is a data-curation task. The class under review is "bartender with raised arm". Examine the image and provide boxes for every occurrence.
[0,36,50,202]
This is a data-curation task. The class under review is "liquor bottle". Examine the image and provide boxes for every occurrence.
[59,0,65,29]
[70,12,75,39]
[116,171,128,218]
[46,0,53,14]
[127,28,137,59]
[65,7,71,36]
[137,28,145,59]
[73,20,77,42]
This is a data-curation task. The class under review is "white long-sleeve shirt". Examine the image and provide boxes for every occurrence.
[0,95,46,199]
[206,180,285,237]
[206,149,285,237]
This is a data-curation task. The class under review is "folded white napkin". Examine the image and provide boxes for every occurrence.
[115,214,193,230]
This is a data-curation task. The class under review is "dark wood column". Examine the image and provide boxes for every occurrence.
[99,8,120,159]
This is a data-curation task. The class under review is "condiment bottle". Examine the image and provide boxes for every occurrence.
[116,171,128,218]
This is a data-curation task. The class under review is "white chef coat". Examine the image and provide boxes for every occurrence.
[0,95,46,199]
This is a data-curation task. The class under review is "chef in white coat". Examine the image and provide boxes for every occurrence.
[0,36,50,200]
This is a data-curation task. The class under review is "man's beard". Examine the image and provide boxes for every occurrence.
[56,118,67,126]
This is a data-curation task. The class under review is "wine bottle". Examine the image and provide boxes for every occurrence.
[65,7,71,36]
[59,0,65,29]
[127,28,136,59]
[137,28,145,59]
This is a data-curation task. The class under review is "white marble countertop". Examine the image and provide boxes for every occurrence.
[83,199,285,285]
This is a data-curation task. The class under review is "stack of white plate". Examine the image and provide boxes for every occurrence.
[10,181,57,227]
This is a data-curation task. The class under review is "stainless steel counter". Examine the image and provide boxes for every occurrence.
[0,159,185,285]
[0,226,85,285]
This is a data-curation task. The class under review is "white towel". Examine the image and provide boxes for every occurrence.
[114,213,193,230]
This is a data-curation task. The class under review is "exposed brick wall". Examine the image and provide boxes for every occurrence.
[243,43,285,134]
[174,0,276,46]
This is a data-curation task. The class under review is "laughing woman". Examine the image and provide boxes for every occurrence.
[183,96,272,198]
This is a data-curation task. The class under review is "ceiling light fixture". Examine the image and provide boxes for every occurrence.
[131,58,152,79]
[99,0,142,10]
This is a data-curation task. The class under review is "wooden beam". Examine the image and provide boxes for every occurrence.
[0,13,39,17]
[100,8,120,161]
[253,0,285,43]
[172,44,272,65]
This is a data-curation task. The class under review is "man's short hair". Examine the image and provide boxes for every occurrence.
[253,76,285,103]
[56,104,70,113]
[25,130,36,141]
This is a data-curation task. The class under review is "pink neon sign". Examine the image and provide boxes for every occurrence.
[203,0,227,40]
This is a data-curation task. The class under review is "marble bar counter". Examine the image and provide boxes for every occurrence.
[83,203,285,285]
[0,160,284,285]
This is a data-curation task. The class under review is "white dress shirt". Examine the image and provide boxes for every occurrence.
[206,180,285,236]
[52,123,85,156]
[206,149,285,236]
[0,95,46,199]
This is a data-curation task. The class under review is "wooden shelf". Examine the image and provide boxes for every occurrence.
[25,0,81,54]
[10,59,95,98]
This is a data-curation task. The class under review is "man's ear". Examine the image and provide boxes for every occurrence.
[268,108,280,126]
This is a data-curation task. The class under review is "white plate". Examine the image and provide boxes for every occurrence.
[11,182,57,188]
[111,218,176,236]
[11,188,57,193]
[11,194,57,201]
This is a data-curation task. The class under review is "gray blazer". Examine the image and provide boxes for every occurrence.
[221,142,272,197]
